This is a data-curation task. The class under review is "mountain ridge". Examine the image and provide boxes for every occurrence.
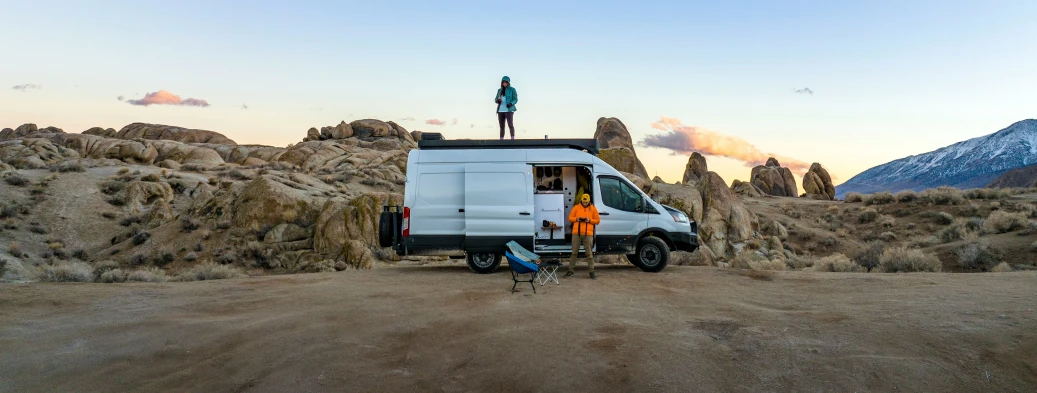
[837,119,1037,196]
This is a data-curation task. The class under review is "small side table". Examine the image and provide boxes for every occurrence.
[537,260,562,285]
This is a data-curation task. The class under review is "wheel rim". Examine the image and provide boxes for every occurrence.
[640,245,661,267]
[472,253,495,268]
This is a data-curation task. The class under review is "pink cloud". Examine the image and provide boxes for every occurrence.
[425,119,447,126]
[641,117,812,174]
[127,90,210,107]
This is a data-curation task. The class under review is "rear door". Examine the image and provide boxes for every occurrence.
[594,175,649,253]
[409,164,466,251]
[464,163,534,253]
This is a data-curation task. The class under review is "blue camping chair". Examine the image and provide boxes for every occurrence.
[505,251,539,294]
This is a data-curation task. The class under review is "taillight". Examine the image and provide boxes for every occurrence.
[402,207,410,237]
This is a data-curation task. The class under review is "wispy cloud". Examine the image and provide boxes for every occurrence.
[117,95,125,101]
[126,90,210,107]
[640,117,812,174]
[399,117,416,121]
[12,84,41,91]
[425,119,447,126]
[470,124,475,128]
[793,87,814,95]
[241,104,249,110]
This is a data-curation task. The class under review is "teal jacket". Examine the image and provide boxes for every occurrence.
[495,78,518,112]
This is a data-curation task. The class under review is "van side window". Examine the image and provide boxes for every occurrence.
[599,177,643,212]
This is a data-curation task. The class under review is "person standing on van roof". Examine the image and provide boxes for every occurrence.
[566,193,600,280]
[495,76,518,140]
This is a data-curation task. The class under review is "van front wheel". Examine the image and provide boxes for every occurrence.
[632,237,669,272]
[466,253,501,274]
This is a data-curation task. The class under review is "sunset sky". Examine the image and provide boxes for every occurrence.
[3,1,1035,185]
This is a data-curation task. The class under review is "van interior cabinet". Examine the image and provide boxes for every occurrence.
[533,194,564,240]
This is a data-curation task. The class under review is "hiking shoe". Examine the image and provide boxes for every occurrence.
[564,271,574,278]
[590,271,597,280]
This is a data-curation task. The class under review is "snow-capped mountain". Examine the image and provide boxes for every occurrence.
[837,119,1037,196]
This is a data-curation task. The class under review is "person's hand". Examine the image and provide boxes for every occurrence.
[495,98,502,104]
[507,103,513,109]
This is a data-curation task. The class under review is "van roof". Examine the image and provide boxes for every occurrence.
[418,139,599,155]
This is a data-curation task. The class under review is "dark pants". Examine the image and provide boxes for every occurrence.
[498,111,515,139]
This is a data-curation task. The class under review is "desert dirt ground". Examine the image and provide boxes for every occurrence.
[2,264,1036,392]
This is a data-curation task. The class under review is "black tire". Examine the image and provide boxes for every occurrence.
[626,254,644,269]
[632,236,669,272]
[378,212,399,248]
[466,252,501,274]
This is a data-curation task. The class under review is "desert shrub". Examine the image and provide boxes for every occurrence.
[217,250,237,265]
[0,204,18,219]
[953,241,1002,271]
[98,269,127,283]
[933,212,954,225]
[812,253,865,272]
[4,173,29,187]
[93,260,121,275]
[127,267,168,282]
[865,192,895,205]
[731,252,786,271]
[120,215,144,227]
[878,215,896,228]
[1,258,32,281]
[29,186,47,196]
[937,220,974,243]
[101,211,117,220]
[990,262,1013,273]
[131,231,151,246]
[920,187,965,205]
[130,253,149,266]
[964,218,986,232]
[8,242,24,258]
[100,180,126,195]
[106,197,126,207]
[178,263,244,281]
[29,225,47,234]
[983,211,1028,234]
[38,262,95,282]
[878,232,898,242]
[140,173,161,182]
[894,190,918,203]
[822,236,838,247]
[184,252,198,262]
[786,256,814,269]
[180,217,200,233]
[857,208,879,224]
[72,249,88,260]
[50,162,85,173]
[155,252,175,266]
[878,247,942,273]
[853,242,885,271]
[193,242,204,252]
[117,167,130,175]
[844,192,863,203]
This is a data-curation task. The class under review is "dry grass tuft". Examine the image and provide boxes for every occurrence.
[953,241,1002,271]
[38,262,95,282]
[178,263,245,281]
[126,267,168,282]
[731,252,786,271]
[864,192,895,205]
[920,187,966,205]
[990,262,1013,273]
[878,231,898,242]
[98,269,127,283]
[878,247,942,273]
[4,173,30,187]
[812,253,865,272]
[894,190,918,203]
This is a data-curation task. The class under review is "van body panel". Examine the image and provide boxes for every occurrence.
[463,163,534,252]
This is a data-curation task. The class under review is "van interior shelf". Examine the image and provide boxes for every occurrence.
[418,139,600,155]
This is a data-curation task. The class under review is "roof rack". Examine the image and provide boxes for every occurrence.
[418,139,599,155]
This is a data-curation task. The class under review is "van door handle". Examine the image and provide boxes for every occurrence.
[519,212,530,215]
[600,212,610,216]
[458,209,465,213]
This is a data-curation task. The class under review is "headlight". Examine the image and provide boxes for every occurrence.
[669,210,689,223]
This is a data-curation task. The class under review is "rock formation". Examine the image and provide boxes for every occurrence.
[682,152,707,184]
[802,163,836,200]
[730,179,764,198]
[85,123,238,145]
[594,117,649,179]
[750,158,798,197]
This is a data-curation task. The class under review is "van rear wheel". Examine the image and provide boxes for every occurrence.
[632,237,669,272]
[466,253,501,274]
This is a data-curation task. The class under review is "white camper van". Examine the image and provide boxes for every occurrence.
[379,139,698,273]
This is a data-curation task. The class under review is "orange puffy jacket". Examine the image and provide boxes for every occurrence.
[569,204,600,236]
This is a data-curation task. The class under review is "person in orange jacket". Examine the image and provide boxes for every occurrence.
[566,193,601,279]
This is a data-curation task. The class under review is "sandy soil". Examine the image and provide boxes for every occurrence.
[2,265,1036,392]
